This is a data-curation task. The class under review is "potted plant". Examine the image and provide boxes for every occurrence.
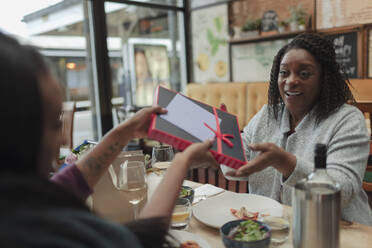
[278,20,289,33]
[289,4,307,31]
[298,18,306,30]
[241,19,261,38]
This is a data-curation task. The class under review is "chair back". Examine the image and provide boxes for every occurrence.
[353,102,372,139]
[353,102,372,209]
[188,167,249,193]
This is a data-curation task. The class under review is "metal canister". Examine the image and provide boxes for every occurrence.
[292,179,341,248]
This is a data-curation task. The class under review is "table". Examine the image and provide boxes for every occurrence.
[180,179,372,248]
[99,172,372,248]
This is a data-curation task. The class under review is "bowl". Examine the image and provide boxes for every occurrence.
[220,219,271,248]
[179,186,194,204]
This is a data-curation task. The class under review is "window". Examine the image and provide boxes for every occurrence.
[105,1,186,109]
[2,0,99,144]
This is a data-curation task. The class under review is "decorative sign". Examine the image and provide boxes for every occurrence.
[316,0,372,29]
[325,32,358,78]
[192,4,229,83]
[231,39,290,82]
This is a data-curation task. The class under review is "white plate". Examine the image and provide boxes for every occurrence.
[193,191,283,228]
[169,230,211,248]
[152,161,172,169]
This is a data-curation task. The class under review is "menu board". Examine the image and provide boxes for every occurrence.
[316,0,372,29]
[231,39,290,82]
[325,32,358,78]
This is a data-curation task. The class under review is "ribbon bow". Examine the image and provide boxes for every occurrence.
[204,107,234,153]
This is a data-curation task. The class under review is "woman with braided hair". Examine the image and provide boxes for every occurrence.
[222,32,372,225]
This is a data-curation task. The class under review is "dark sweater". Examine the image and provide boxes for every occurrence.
[0,174,143,248]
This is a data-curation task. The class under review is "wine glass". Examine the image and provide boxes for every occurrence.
[171,198,192,230]
[151,145,174,169]
[119,161,147,220]
[260,211,290,245]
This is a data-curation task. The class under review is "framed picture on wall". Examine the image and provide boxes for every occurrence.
[191,3,230,83]
[128,38,171,107]
[230,39,290,82]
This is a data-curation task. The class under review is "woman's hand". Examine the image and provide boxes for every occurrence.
[226,142,296,178]
[140,139,216,219]
[123,105,167,139]
[176,139,217,168]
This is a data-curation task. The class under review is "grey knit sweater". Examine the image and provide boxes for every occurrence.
[221,104,372,226]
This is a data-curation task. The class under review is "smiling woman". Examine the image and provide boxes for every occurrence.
[277,48,322,129]
[221,32,372,226]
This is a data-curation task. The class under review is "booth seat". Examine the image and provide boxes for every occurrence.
[186,82,269,129]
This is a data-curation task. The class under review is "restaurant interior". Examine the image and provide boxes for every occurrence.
[2,0,372,247]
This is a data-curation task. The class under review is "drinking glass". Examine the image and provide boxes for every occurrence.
[151,145,174,169]
[261,213,290,245]
[171,198,192,230]
[119,161,148,220]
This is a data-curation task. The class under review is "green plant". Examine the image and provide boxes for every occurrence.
[279,20,289,27]
[242,19,261,32]
[289,4,307,25]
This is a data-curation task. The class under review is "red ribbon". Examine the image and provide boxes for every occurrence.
[204,107,234,153]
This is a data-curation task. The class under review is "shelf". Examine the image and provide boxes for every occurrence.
[229,30,308,45]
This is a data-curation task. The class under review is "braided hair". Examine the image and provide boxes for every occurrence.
[268,32,354,124]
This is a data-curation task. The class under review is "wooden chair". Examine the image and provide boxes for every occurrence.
[353,102,372,209]
[353,102,372,139]
[187,166,249,193]
[61,101,76,149]
[364,164,372,209]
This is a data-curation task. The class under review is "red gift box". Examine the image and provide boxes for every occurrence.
[147,86,247,169]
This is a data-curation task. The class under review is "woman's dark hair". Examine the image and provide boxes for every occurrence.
[0,32,49,174]
[268,32,354,123]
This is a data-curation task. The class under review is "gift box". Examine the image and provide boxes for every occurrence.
[147,86,246,169]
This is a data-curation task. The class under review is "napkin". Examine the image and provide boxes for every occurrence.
[193,184,225,204]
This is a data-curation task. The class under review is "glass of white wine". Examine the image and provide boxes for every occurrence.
[261,214,290,245]
[151,145,174,170]
[171,198,192,230]
[119,161,148,220]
